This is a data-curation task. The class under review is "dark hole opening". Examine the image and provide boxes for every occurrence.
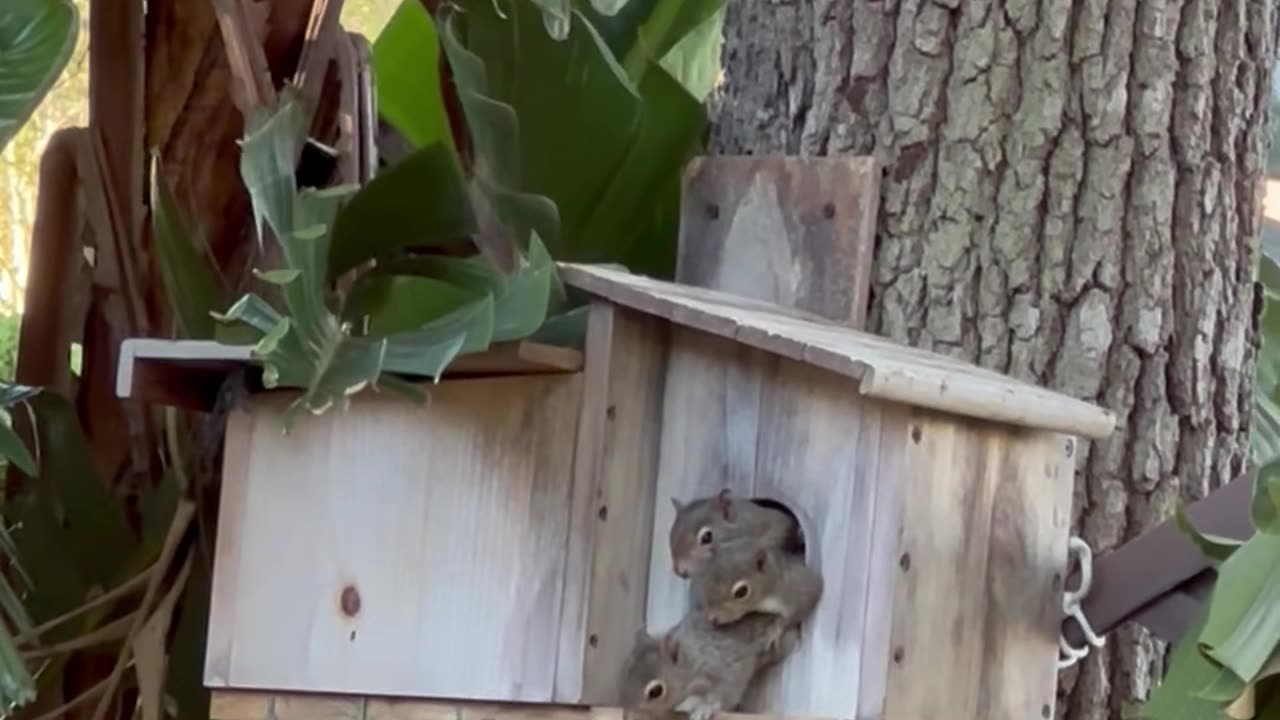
[748,497,806,557]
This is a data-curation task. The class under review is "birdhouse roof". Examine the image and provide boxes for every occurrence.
[557,263,1116,440]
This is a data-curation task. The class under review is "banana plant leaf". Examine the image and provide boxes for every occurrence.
[372,0,453,152]
[441,0,706,278]
[0,0,78,153]
[573,0,725,96]
[151,156,223,340]
[219,87,557,422]
[373,0,711,279]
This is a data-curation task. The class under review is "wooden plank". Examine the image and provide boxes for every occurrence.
[555,304,668,703]
[208,691,850,720]
[116,338,585,408]
[209,375,582,701]
[274,693,365,719]
[644,330,905,719]
[880,413,1001,720]
[746,361,905,719]
[676,156,879,330]
[558,263,1116,440]
[643,328,775,634]
[209,690,274,720]
[975,432,1074,720]
[204,409,255,686]
[367,698,459,720]
[854,413,909,720]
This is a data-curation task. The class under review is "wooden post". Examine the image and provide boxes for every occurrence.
[675,156,880,330]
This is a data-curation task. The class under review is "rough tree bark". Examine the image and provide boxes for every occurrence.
[711,1,1275,719]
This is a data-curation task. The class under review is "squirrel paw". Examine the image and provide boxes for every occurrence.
[689,701,722,720]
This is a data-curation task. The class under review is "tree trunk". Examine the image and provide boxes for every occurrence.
[712,1,1275,718]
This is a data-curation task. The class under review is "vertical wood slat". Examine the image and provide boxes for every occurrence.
[880,415,999,720]
[643,328,773,633]
[880,416,1073,720]
[976,434,1075,720]
[644,327,906,719]
[555,304,669,703]
[675,155,880,330]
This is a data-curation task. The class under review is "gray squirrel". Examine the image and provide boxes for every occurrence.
[668,489,800,578]
[618,612,798,720]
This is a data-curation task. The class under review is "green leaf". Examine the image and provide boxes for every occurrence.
[574,59,703,276]
[0,417,35,477]
[1200,666,1250,703]
[1177,505,1246,566]
[575,0,725,88]
[492,231,554,341]
[438,6,563,256]
[1255,462,1280,535]
[442,0,705,278]
[0,0,79,154]
[656,3,724,101]
[1253,393,1280,468]
[372,0,453,151]
[1142,605,1229,720]
[253,268,302,285]
[151,156,223,339]
[528,304,590,349]
[239,87,309,242]
[327,142,477,281]
[1200,530,1280,682]
[348,275,486,339]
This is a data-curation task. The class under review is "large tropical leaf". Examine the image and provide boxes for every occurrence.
[574,0,725,97]
[327,142,478,281]
[372,0,453,152]
[0,0,78,153]
[151,157,223,340]
[219,88,556,421]
[440,0,707,278]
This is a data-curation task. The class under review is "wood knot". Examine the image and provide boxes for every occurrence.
[898,553,911,571]
[340,585,361,618]
[1042,704,1051,718]
[606,405,617,421]
[1064,439,1074,458]
[822,202,836,219]
[598,505,608,522]
[910,425,922,444]
[706,203,720,220]
[589,633,599,648]
[892,646,904,664]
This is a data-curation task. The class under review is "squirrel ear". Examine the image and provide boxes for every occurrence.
[717,488,734,521]
[661,634,681,663]
[671,497,685,512]
[634,626,652,646]
[754,548,768,572]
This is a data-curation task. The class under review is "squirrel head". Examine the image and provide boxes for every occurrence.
[619,628,693,712]
[668,489,737,578]
[701,545,779,626]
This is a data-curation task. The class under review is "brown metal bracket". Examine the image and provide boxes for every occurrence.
[1062,476,1254,647]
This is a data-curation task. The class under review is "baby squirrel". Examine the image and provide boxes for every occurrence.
[693,544,824,628]
[619,611,799,720]
[669,489,801,578]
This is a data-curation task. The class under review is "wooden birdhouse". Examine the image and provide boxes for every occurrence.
[118,263,1115,720]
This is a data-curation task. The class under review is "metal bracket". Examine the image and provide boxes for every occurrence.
[1058,536,1107,669]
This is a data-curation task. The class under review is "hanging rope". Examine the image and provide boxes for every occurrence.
[1058,536,1107,669]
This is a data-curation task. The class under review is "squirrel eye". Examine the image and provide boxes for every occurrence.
[697,527,713,545]
[732,581,750,600]
[644,681,665,700]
